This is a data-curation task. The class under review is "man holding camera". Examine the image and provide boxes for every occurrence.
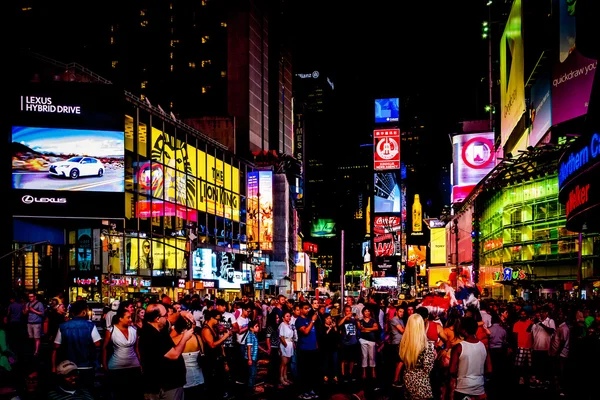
[138,303,195,400]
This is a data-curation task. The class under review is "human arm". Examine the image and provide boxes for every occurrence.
[164,328,194,360]
[485,346,492,375]
[101,329,112,370]
[298,314,318,335]
[201,326,231,348]
[448,342,463,399]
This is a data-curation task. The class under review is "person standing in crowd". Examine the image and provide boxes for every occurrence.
[104,300,120,331]
[389,305,406,387]
[295,301,319,400]
[47,297,67,343]
[449,317,491,400]
[320,313,339,384]
[23,292,45,356]
[399,314,435,400]
[265,311,281,386]
[52,300,102,393]
[357,307,379,382]
[171,314,205,398]
[202,309,233,399]
[216,298,237,384]
[549,308,569,396]
[488,311,508,393]
[102,308,142,400]
[512,309,534,386]
[278,311,295,386]
[47,360,94,400]
[245,320,266,394]
[4,295,24,355]
[233,305,251,384]
[138,303,194,400]
[338,305,360,383]
[530,305,555,389]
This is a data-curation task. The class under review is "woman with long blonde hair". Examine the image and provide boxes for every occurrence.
[399,314,435,399]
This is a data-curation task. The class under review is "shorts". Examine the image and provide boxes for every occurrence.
[339,343,360,363]
[27,323,42,339]
[514,347,532,368]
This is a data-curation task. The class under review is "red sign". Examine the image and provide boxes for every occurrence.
[303,242,319,253]
[136,201,197,222]
[374,216,401,233]
[374,129,400,170]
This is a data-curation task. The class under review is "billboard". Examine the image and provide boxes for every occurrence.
[310,219,336,238]
[374,98,399,123]
[247,171,273,250]
[529,69,552,147]
[451,132,495,203]
[11,82,124,218]
[374,170,401,213]
[552,0,597,125]
[373,216,401,258]
[191,248,251,289]
[500,0,525,147]
[373,129,400,170]
[407,245,427,277]
[12,126,124,192]
[430,227,446,265]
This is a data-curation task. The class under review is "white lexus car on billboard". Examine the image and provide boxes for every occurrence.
[48,156,104,179]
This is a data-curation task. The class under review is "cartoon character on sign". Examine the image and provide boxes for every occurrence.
[503,267,513,281]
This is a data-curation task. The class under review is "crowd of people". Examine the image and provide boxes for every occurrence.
[0,291,599,400]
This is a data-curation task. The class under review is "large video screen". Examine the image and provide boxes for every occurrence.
[12,126,124,192]
[374,171,401,213]
[375,98,399,123]
[191,249,251,289]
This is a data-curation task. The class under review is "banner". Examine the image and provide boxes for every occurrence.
[373,129,400,170]
[500,0,525,148]
[529,69,552,147]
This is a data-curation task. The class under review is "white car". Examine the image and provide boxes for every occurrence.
[48,156,104,179]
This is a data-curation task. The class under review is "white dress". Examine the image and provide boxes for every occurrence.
[278,322,296,358]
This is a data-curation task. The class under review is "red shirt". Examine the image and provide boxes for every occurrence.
[513,319,533,349]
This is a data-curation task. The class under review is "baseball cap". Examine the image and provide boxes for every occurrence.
[56,360,78,375]
[110,300,120,311]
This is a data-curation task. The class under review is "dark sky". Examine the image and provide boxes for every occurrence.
[289,1,490,137]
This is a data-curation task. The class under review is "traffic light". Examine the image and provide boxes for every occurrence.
[482,21,489,39]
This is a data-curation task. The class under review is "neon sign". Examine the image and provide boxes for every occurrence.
[494,267,525,281]
[558,132,600,188]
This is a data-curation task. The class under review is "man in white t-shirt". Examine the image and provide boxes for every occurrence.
[52,300,102,392]
[530,306,555,387]
[232,305,251,384]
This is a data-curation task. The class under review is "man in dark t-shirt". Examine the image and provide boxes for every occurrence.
[138,303,194,399]
[295,302,319,399]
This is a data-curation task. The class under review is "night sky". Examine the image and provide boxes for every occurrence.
[290,1,491,143]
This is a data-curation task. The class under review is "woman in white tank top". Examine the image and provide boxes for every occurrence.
[102,309,142,399]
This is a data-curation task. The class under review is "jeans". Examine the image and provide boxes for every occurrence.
[248,362,258,388]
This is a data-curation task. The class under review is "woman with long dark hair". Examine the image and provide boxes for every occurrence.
[265,311,281,386]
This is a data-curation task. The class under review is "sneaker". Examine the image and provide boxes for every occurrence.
[298,394,311,400]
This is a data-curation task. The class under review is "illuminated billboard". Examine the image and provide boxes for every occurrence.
[500,0,525,148]
[12,126,124,192]
[373,129,400,170]
[374,170,401,213]
[310,219,336,238]
[552,0,597,125]
[430,227,446,265]
[407,245,427,277]
[374,98,399,123]
[143,127,240,221]
[12,83,124,218]
[191,249,251,289]
[127,236,187,273]
[451,132,495,203]
[529,69,552,147]
[247,171,273,250]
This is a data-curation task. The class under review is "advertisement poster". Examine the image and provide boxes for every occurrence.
[374,170,401,213]
[407,245,427,277]
[373,129,400,170]
[552,0,597,125]
[258,171,273,250]
[529,69,552,147]
[373,256,399,277]
[247,172,259,247]
[452,132,495,203]
[191,249,251,289]
[374,98,400,123]
[500,0,525,148]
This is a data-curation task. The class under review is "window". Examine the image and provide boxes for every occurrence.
[202,36,210,43]
[140,10,146,16]
[189,62,196,69]
[141,20,148,27]
[221,22,227,27]
[202,87,207,94]
[111,61,118,68]
[170,52,173,59]
[221,71,226,77]
[141,81,147,89]
[201,60,211,67]
[170,65,174,72]
[110,37,114,45]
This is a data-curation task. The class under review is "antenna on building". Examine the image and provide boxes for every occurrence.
[170,111,177,121]
[145,97,152,107]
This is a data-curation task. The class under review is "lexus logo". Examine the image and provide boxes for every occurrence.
[21,195,67,205]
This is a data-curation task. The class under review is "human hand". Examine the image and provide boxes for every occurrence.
[311,313,318,322]
[183,328,195,341]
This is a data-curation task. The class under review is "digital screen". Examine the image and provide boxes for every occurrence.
[12,126,124,192]
[374,171,401,213]
[311,219,336,238]
[191,249,251,289]
[375,98,399,123]
[372,277,397,287]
